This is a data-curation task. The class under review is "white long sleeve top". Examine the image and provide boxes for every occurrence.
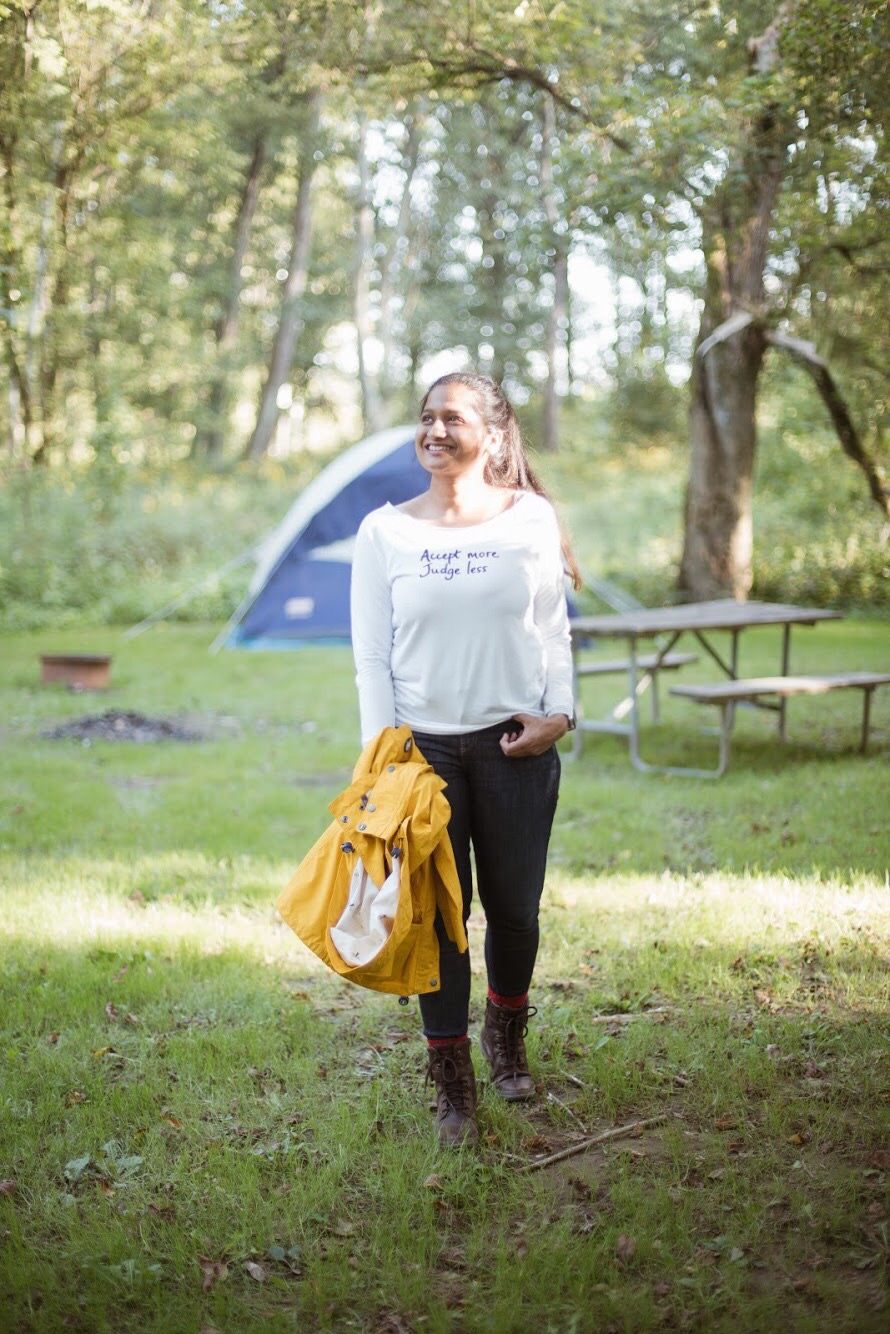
[350,492,575,743]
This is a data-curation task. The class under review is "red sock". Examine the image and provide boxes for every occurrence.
[488,986,528,1009]
[427,1034,467,1048]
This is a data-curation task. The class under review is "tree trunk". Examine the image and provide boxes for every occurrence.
[199,134,267,460]
[540,95,567,453]
[244,91,321,464]
[353,112,383,434]
[378,103,424,401]
[680,241,766,600]
[679,11,791,601]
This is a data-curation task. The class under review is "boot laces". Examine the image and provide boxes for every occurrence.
[491,1006,537,1076]
[426,1050,474,1116]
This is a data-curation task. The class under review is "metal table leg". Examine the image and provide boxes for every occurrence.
[779,624,791,740]
[861,688,873,754]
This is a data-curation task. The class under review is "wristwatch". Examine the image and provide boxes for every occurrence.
[548,710,576,731]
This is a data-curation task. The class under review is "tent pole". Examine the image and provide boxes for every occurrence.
[208,584,258,655]
[122,548,257,643]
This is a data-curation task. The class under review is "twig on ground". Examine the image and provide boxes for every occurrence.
[589,1008,670,1025]
[519,1114,669,1173]
[546,1089,588,1134]
[565,1073,589,1089]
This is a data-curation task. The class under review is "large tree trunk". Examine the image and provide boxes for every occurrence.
[679,10,791,601]
[540,95,568,453]
[680,243,766,600]
[245,91,321,463]
[198,134,267,461]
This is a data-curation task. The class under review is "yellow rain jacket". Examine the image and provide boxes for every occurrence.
[276,726,467,997]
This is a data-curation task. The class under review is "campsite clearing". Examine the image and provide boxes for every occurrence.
[1,621,888,1333]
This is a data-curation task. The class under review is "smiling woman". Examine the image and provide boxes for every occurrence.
[350,370,581,1148]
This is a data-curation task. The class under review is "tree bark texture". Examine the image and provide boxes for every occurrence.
[245,90,322,464]
[199,134,267,460]
[679,12,791,601]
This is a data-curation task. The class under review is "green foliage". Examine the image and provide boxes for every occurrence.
[0,458,320,631]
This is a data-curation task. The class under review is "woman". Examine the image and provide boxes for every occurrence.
[350,371,579,1147]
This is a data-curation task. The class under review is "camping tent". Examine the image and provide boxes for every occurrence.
[222,425,426,648]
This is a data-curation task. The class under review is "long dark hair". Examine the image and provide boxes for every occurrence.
[420,371,583,590]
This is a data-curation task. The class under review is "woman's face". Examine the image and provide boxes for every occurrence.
[416,384,497,480]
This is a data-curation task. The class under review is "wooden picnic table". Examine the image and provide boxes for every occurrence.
[569,599,843,776]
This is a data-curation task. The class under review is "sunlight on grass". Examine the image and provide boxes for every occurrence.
[3,855,887,996]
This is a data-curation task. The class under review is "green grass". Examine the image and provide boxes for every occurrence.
[2,623,889,1332]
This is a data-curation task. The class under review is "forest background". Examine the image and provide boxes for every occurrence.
[0,0,887,629]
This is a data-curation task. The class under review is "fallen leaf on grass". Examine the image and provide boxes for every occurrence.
[330,1220,358,1237]
[160,1112,182,1128]
[47,1032,60,1045]
[616,1234,636,1264]
[440,1246,467,1271]
[525,1135,552,1154]
[423,1174,444,1191]
[65,1091,87,1106]
[148,1203,176,1221]
[515,1237,528,1260]
[727,1141,746,1154]
[112,962,130,981]
[198,1258,228,1291]
[708,1169,725,1181]
[0,1180,17,1196]
[653,1282,671,1297]
[123,1012,139,1027]
[243,1260,266,1281]
[786,1132,811,1146]
[105,1002,119,1020]
[866,1149,890,1170]
[714,1116,737,1131]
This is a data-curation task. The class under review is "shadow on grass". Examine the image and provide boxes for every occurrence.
[2,928,888,1333]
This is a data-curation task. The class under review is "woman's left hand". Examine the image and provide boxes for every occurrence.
[500,712,569,758]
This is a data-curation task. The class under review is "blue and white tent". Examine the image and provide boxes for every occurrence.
[223,425,427,648]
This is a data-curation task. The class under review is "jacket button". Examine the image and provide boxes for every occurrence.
[340,815,349,823]
[387,765,396,772]
[357,822,367,831]
[340,842,354,853]
[367,803,376,812]
[404,738,412,751]
[429,979,438,988]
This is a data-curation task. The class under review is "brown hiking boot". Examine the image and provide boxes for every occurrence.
[426,1038,479,1148]
[480,998,536,1101]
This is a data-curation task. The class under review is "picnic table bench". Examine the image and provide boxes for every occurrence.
[574,650,699,724]
[670,672,890,776]
[570,600,850,776]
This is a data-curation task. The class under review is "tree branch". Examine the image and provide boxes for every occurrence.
[767,330,890,517]
[354,47,631,152]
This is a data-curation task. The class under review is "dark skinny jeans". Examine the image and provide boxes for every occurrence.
[412,721,561,1040]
